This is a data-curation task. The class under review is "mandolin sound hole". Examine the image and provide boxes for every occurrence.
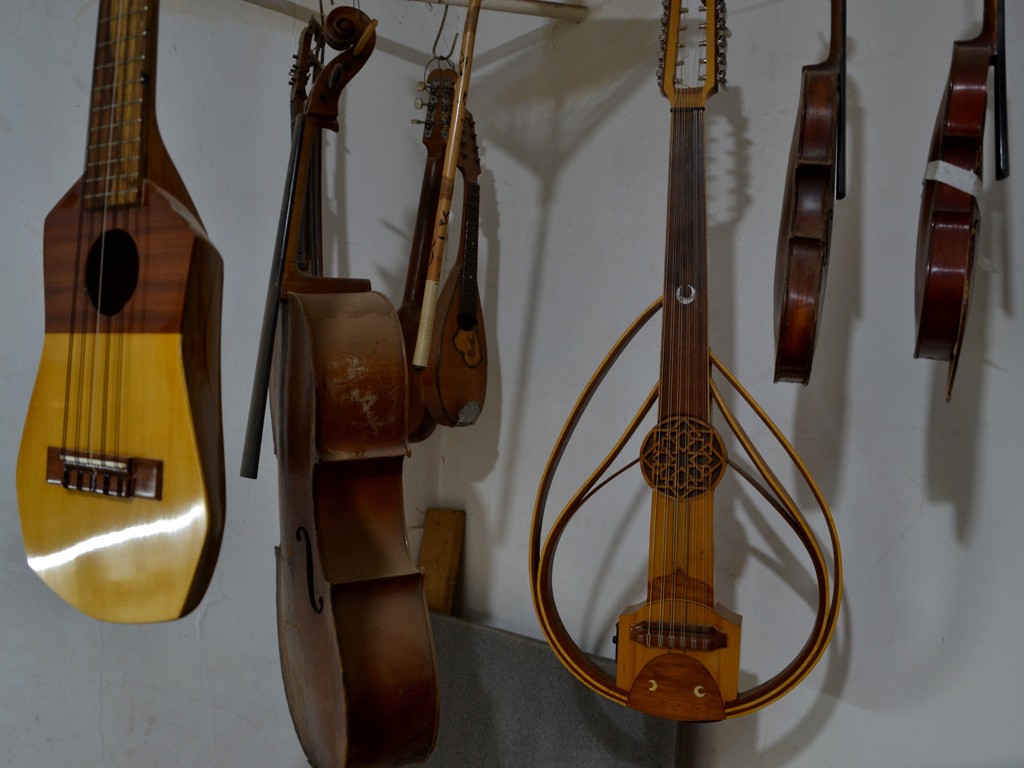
[86,229,139,317]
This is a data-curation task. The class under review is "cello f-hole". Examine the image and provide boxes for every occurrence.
[296,526,324,614]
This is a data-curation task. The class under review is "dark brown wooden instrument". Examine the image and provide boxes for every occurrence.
[398,67,457,441]
[421,111,487,427]
[530,0,841,722]
[411,0,482,369]
[16,0,224,622]
[241,10,438,766]
[915,0,1008,400]
[773,0,846,384]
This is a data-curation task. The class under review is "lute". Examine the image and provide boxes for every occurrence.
[16,0,225,623]
[530,0,841,721]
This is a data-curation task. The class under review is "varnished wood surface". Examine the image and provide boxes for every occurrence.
[914,0,1004,399]
[273,290,438,767]
[421,113,487,427]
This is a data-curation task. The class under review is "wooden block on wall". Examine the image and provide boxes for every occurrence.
[418,507,465,615]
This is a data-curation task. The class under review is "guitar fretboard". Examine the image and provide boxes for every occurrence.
[83,0,155,210]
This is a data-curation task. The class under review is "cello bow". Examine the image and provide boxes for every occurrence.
[914,0,1009,400]
[773,0,846,384]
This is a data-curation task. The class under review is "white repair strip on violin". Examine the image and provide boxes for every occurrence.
[924,160,982,198]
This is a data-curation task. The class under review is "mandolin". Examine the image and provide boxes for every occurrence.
[914,0,1008,400]
[242,10,438,766]
[399,66,458,441]
[773,0,846,384]
[530,0,841,721]
[421,111,488,427]
[411,0,483,370]
[16,0,225,623]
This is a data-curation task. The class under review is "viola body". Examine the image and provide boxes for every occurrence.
[914,42,990,368]
[774,64,841,384]
[17,0,224,622]
[273,289,438,768]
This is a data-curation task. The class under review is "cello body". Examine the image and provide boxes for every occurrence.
[243,10,438,766]
[273,291,437,768]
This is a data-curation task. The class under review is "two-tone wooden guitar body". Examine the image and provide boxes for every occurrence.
[17,0,224,623]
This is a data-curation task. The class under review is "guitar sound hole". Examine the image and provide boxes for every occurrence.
[86,229,139,317]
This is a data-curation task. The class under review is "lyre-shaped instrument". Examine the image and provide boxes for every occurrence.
[530,0,842,721]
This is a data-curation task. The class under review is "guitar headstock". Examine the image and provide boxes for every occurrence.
[658,0,727,107]
[417,68,458,157]
[459,112,481,183]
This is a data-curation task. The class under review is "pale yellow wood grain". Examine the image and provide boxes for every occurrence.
[17,332,215,623]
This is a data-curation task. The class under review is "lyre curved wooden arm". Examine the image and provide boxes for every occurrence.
[530,298,842,719]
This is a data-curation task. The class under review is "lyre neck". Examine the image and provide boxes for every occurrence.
[659,107,710,423]
[84,0,159,211]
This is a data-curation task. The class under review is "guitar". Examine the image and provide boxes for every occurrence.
[530,0,841,721]
[16,0,225,623]
[398,67,458,441]
[914,0,1008,400]
[242,11,439,766]
[421,111,488,427]
[773,0,846,384]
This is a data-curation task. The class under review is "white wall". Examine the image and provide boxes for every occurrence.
[2,1,1022,766]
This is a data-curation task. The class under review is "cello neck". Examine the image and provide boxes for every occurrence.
[84,0,159,210]
[659,107,710,422]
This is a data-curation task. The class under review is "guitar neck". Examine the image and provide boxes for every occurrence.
[83,0,159,210]
[659,107,710,422]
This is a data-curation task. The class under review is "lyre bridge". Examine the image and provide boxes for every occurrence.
[640,415,726,499]
[46,447,162,500]
[629,621,728,652]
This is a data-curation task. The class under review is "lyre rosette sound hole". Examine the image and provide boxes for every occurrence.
[640,415,727,499]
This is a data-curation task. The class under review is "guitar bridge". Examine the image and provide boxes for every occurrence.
[629,621,728,652]
[46,447,162,500]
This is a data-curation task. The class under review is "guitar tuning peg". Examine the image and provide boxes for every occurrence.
[414,97,425,109]
[416,81,427,92]
[411,118,425,125]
